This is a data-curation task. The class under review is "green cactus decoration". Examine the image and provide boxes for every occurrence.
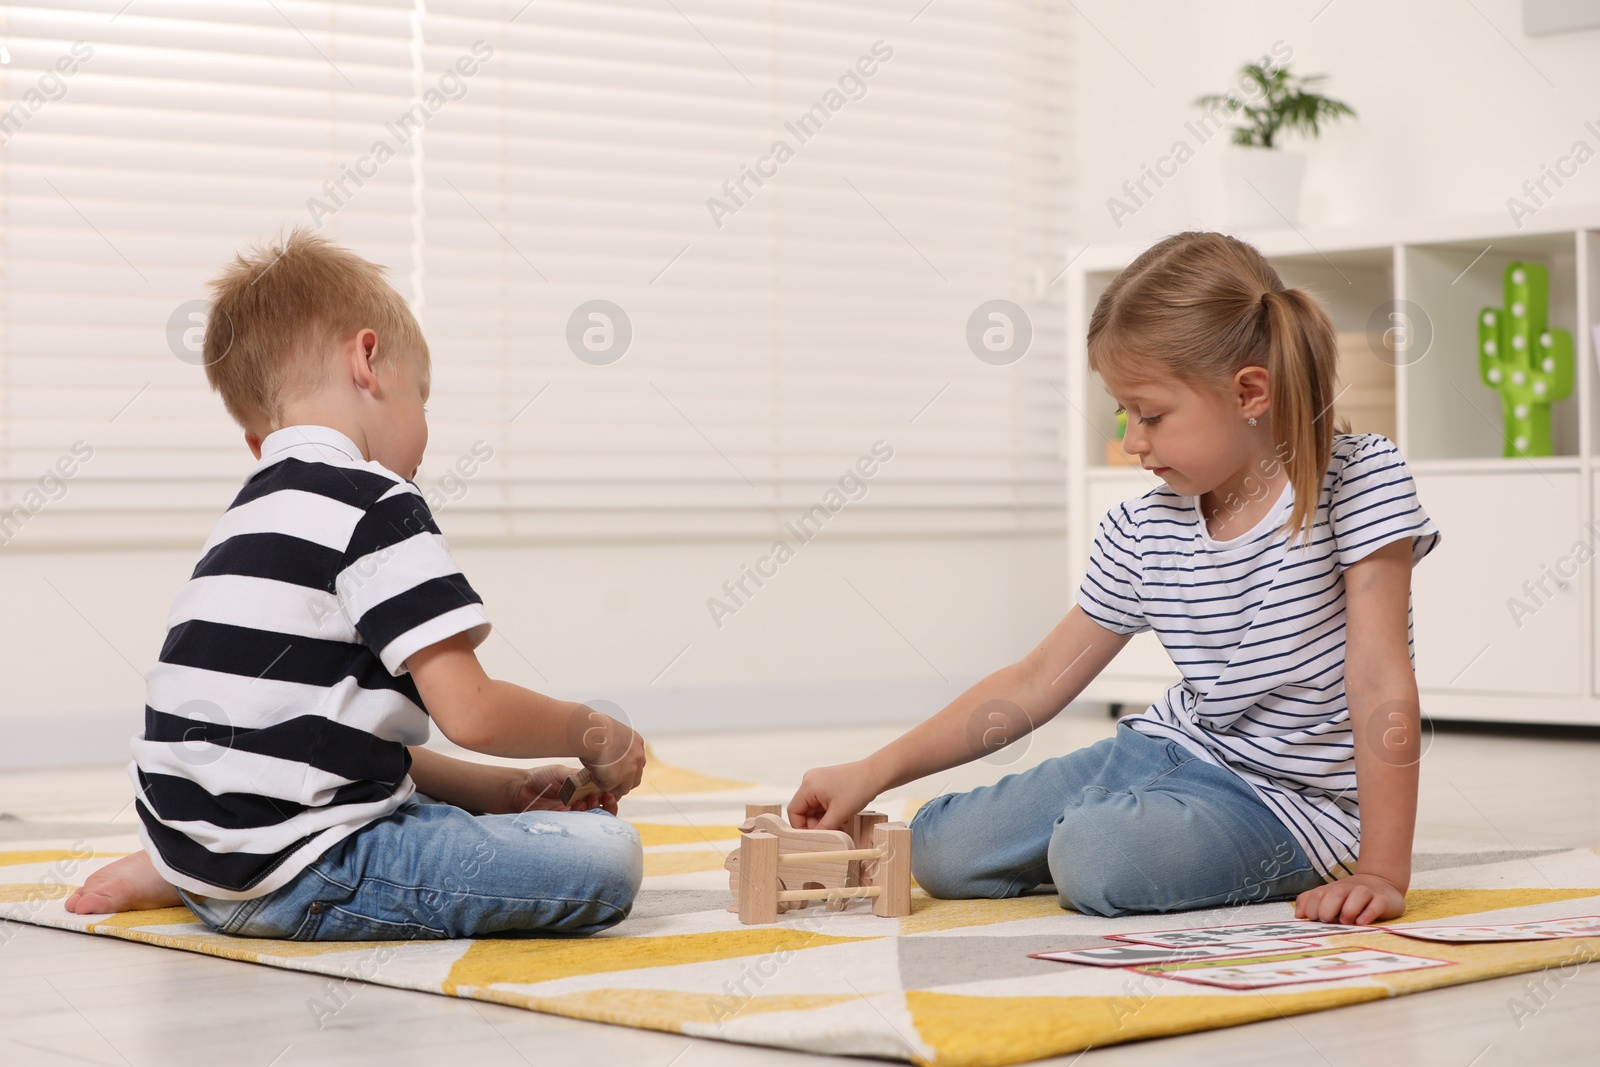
[1478,261,1573,458]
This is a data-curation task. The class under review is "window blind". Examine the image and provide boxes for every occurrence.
[0,0,1070,548]
[0,0,422,546]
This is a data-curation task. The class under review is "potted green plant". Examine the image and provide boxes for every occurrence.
[1195,61,1355,229]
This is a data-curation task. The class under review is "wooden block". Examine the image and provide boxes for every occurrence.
[868,824,912,918]
[849,811,887,886]
[728,804,783,906]
[849,811,887,850]
[559,768,602,806]
[736,803,785,833]
[737,830,780,924]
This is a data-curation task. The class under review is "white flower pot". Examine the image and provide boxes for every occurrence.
[1220,148,1306,229]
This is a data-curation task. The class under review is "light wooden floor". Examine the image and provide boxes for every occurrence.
[2,710,1598,1066]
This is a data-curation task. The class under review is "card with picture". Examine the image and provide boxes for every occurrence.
[1108,920,1373,948]
[1031,938,1317,967]
[1136,948,1453,991]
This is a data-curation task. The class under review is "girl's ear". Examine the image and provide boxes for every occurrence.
[1234,365,1270,420]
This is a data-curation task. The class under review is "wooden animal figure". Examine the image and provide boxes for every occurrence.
[725,811,855,914]
[724,804,892,912]
[724,803,913,923]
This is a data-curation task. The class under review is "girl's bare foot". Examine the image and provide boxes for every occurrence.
[65,850,183,914]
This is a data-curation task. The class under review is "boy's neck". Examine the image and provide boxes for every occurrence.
[248,401,371,464]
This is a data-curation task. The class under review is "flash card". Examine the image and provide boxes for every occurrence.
[1384,924,1563,943]
[1108,920,1373,948]
[1136,947,1452,990]
[1508,916,1600,938]
[1385,915,1600,943]
[1031,938,1317,967]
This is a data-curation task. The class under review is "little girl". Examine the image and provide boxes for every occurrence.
[790,231,1441,925]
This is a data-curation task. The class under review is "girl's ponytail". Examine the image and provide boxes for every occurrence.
[1262,287,1339,545]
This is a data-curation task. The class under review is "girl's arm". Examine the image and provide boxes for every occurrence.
[788,605,1132,830]
[1295,537,1421,925]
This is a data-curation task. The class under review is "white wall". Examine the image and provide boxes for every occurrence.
[1069,0,1600,245]
[1,534,1066,767]
[12,1,1599,768]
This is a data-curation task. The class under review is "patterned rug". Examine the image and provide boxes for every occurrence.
[3,756,1598,1067]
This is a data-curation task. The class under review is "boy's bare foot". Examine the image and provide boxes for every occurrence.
[65,850,183,914]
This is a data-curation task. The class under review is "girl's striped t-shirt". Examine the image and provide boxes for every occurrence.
[129,425,492,900]
[1075,433,1441,880]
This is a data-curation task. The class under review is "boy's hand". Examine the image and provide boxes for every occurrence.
[1294,872,1406,925]
[572,706,646,799]
[788,761,882,831]
[507,764,618,815]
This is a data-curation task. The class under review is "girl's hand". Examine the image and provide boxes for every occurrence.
[504,764,619,815]
[788,761,882,830]
[1294,873,1406,925]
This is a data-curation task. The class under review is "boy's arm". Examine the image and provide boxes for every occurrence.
[406,632,646,797]
[1296,537,1419,925]
[789,606,1131,829]
[405,747,618,815]
[407,745,518,814]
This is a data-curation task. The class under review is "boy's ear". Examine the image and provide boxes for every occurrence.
[348,328,382,397]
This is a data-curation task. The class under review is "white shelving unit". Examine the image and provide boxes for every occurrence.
[1064,207,1600,726]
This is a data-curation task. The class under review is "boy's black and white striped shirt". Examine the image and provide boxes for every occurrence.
[1076,433,1441,881]
[130,426,491,900]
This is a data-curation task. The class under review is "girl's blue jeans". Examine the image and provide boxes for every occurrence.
[178,793,644,940]
[909,724,1326,917]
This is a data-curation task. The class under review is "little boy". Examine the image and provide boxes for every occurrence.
[65,230,646,940]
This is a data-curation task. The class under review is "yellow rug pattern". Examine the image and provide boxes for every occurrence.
[4,757,1599,1067]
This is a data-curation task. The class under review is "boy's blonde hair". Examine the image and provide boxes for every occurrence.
[1087,231,1349,544]
[203,228,429,429]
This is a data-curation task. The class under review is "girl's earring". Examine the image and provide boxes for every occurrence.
[1247,416,1258,427]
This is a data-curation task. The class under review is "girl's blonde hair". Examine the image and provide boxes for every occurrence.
[1087,231,1347,544]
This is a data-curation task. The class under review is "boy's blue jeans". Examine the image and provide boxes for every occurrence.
[179,793,643,940]
[909,724,1326,917]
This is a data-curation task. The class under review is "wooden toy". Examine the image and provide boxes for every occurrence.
[724,813,852,913]
[559,768,601,806]
[724,805,886,908]
[723,804,912,924]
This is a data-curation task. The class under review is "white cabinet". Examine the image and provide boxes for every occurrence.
[1411,468,1584,697]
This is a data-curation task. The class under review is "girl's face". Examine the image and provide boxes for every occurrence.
[1099,362,1264,500]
